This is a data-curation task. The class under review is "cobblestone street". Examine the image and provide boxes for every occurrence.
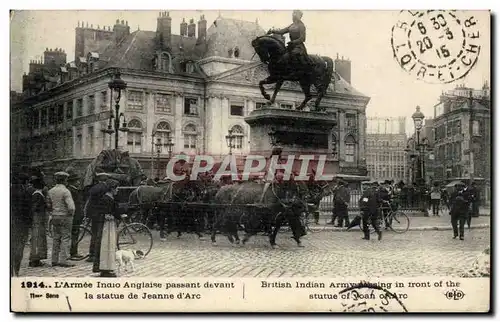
[19,226,490,278]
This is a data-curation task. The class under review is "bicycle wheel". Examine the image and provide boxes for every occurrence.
[72,225,91,261]
[117,223,153,257]
[389,211,410,233]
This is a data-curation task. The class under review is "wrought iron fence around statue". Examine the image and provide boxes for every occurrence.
[318,190,430,213]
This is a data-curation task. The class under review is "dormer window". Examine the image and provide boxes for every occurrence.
[180,61,194,73]
[86,52,99,73]
[158,52,173,72]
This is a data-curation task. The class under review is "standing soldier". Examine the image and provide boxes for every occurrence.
[467,181,480,229]
[449,182,468,240]
[66,167,85,260]
[47,172,76,267]
[359,181,382,240]
[430,182,442,216]
[333,180,350,228]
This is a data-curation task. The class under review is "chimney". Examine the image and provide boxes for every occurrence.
[156,11,172,50]
[334,56,352,84]
[180,18,188,36]
[43,47,67,66]
[188,18,196,37]
[113,19,130,43]
[197,15,207,42]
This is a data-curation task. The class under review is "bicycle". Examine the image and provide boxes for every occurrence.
[359,201,410,234]
[72,214,153,261]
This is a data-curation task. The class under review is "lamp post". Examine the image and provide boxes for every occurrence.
[165,132,174,160]
[155,137,162,179]
[225,129,236,156]
[106,71,128,150]
[150,130,157,178]
[404,137,418,183]
[411,106,425,185]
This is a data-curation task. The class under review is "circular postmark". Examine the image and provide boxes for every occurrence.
[338,281,408,312]
[391,10,482,84]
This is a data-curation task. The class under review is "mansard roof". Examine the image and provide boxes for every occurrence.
[95,30,205,73]
[204,17,266,60]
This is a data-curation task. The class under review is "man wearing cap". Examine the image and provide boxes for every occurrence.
[11,171,33,276]
[449,182,469,240]
[358,181,382,240]
[377,181,392,229]
[467,181,480,228]
[66,167,85,260]
[47,172,76,267]
[332,179,350,228]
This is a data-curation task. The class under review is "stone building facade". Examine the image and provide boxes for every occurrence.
[11,12,370,179]
[431,83,491,202]
[365,117,407,183]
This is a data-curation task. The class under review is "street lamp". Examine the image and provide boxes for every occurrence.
[165,133,175,159]
[150,130,157,178]
[225,129,236,155]
[419,137,433,183]
[411,106,425,185]
[404,138,418,183]
[155,137,162,179]
[107,71,128,150]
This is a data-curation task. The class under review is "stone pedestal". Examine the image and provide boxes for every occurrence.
[244,108,339,176]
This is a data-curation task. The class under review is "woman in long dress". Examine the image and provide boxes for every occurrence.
[92,179,121,277]
[29,177,48,267]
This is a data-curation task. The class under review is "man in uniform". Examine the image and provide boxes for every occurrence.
[449,182,469,240]
[333,179,350,228]
[66,167,85,260]
[359,181,382,240]
[467,181,480,228]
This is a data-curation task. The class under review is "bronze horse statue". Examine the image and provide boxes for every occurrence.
[251,34,334,111]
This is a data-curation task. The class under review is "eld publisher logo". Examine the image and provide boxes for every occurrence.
[444,289,465,301]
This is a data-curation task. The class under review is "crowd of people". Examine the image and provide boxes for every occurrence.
[11,168,123,278]
[11,163,483,277]
[325,179,481,241]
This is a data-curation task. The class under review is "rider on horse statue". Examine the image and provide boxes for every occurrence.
[268,10,310,75]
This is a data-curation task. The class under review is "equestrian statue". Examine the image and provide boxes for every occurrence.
[251,10,334,111]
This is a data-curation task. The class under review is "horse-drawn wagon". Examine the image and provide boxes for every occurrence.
[126,159,335,248]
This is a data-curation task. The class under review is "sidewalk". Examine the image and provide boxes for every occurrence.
[310,214,490,232]
[402,206,491,217]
